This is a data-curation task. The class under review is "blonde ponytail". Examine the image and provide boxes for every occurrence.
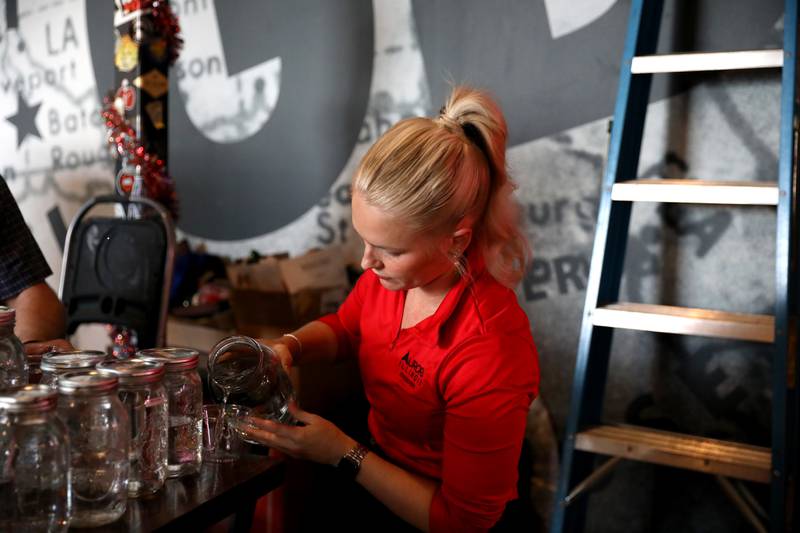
[354,86,530,287]
[439,87,530,286]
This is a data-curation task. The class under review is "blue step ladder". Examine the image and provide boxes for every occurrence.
[551,1,798,532]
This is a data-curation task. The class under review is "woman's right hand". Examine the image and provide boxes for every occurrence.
[258,338,295,374]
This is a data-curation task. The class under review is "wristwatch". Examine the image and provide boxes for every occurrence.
[337,443,369,479]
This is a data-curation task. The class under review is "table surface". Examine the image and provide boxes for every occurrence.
[73,453,285,532]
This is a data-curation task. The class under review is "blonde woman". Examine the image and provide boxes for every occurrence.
[242,86,539,532]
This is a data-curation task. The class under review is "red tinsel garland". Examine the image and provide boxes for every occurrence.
[102,99,179,217]
[102,0,182,217]
[150,0,183,67]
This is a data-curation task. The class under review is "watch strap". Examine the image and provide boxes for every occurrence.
[337,443,369,479]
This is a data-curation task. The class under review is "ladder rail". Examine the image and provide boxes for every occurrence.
[773,0,799,529]
[551,1,665,531]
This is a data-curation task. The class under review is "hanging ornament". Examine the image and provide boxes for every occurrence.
[149,1,183,67]
[102,97,179,217]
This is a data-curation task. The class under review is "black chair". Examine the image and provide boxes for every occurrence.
[58,195,175,350]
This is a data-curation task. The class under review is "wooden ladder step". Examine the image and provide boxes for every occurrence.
[611,179,779,205]
[631,50,783,74]
[591,303,774,343]
[575,425,771,483]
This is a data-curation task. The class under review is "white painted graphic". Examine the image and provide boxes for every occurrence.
[0,2,782,496]
[180,0,431,260]
[172,0,281,143]
[0,0,113,282]
[543,0,617,39]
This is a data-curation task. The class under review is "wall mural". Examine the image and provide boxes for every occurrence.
[0,0,786,530]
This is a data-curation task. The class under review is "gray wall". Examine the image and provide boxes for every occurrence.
[0,1,785,530]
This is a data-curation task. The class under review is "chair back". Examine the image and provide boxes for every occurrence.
[59,195,175,349]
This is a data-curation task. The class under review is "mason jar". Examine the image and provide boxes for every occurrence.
[0,385,70,532]
[137,348,203,478]
[0,306,27,390]
[96,359,168,498]
[57,371,129,527]
[40,351,106,390]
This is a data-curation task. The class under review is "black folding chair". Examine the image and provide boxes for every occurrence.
[58,195,175,349]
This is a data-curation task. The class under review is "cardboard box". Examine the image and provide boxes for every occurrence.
[226,246,349,331]
[166,315,235,352]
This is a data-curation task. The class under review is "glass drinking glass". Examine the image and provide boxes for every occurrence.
[201,404,247,463]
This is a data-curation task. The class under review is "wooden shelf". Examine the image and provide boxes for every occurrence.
[591,303,774,343]
[611,179,779,205]
[631,50,783,74]
[575,424,771,483]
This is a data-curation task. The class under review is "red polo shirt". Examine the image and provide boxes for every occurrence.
[318,254,539,533]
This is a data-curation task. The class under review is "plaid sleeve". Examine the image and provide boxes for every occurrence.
[0,176,52,301]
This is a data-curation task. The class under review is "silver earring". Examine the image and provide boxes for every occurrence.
[450,252,466,277]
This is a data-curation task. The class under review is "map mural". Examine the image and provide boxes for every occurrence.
[0,1,787,530]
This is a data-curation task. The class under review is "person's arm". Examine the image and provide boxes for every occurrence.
[354,444,438,530]
[6,282,66,343]
[241,404,438,531]
[427,334,538,532]
[0,175,64,348]
[262,270,370,370]
[259,319,340,370]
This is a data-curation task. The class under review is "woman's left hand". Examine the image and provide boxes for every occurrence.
[240,402,356,466]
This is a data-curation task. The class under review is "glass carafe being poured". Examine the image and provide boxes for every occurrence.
[206,335,296,425]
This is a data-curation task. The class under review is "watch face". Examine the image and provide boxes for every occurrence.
[337,455,360,479]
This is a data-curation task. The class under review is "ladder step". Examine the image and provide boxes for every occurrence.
[575,425,771,483]
[591,303,774,343]
[631,50,783,74]
[611,179,779,205]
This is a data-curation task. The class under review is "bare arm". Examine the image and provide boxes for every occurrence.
[355,447,437,531]
[259,319,340,369]
[243,408,437,532]
[6,282,66,343]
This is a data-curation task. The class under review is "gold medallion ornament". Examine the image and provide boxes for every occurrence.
[114,34,139,72]
[134,69,168,99]
[149,39,167,61]
[145,101,165,130]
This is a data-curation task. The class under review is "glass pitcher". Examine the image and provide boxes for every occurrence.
[206,335,296,425]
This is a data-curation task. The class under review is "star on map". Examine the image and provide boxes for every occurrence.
[7,91,42,148]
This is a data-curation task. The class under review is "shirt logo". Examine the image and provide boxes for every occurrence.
[399,352,424,388]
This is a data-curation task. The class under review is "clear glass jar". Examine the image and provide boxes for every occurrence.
[137,348,203,478]
[96,359,168,498]
[0,385,70,531]
[0,307,27,390]
[57,371,129,527]
[207,335,296,425]
[40,351,107,390]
